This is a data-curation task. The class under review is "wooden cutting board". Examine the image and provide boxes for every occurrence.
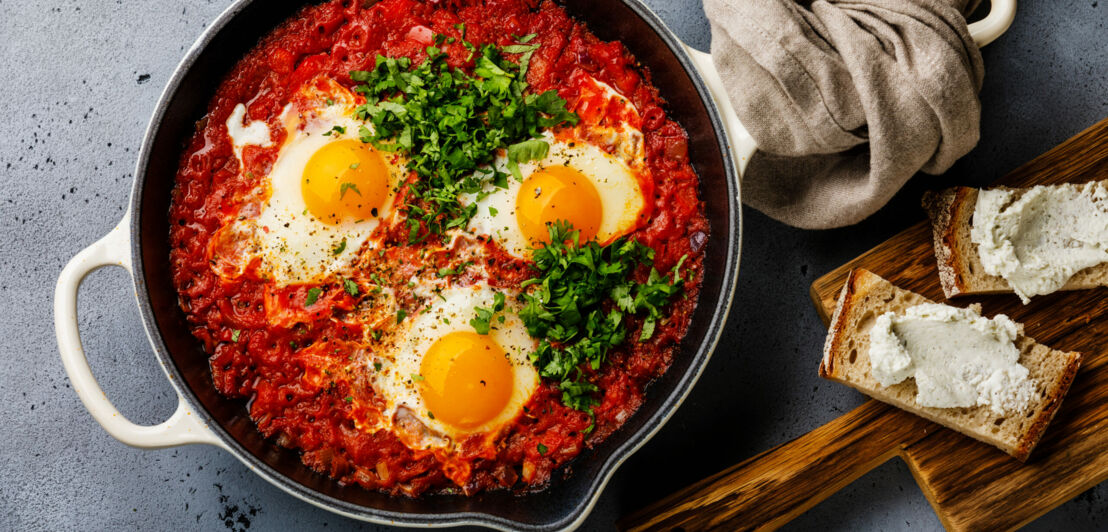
[619,117,1108,532]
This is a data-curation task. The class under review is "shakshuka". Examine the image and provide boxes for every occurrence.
[169,0,707,496]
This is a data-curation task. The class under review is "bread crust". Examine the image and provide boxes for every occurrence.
[820,269,1082,461]
[923,183,1108,299]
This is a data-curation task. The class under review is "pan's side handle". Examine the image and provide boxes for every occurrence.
[54,212,224,449]
[683,45,757,178]
[684,0,1015,172]
[968,0,1017,47]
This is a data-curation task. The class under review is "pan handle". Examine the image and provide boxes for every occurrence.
[685,0,1016,165]
[54,213,224,449]
[968,0,1017,47]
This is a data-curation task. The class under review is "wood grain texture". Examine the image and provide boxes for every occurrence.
[622,117,1108,532]
[618,401,935,532]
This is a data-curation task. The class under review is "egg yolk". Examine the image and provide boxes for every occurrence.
[516,166,602,246]
[301,139,390,225]
[419,331,515,430]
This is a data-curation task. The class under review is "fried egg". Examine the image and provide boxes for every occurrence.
[465,130,648,258]
[465,77,649,259]
[215,78,406,285]
[368,284,539,450]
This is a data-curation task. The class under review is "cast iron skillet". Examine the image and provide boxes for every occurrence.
[55,0,751,530]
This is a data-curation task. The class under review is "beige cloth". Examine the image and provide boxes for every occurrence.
[705,0,985,229]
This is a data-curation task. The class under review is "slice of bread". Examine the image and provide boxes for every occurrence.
[922,184,1108,298]
[819,269,1082,461]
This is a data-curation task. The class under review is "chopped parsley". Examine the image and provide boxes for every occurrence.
[231,329,241,343]
[343,278,359,296]
[339,182,361,199]
[344,396,354,403]
[323,125,346,136]
[537,443,548,455]
[519,222,686,413]
[470,291,506,335]
[332,238,347,256]
[350,35,578,241]
[304,287,322,307]
[396,309,408,323]
[436,261,472,278]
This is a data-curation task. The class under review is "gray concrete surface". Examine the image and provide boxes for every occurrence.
[2,0,1105,530]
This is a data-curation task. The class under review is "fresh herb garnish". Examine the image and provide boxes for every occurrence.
[350,35,578,241]
[536,443,548,455]
[519,222,685,412]
[332,238,347,256]
[436,261,473,278]
[396,309,408,323]
[304,287,322,307]
[339,182,361,199]
[231,329,241,342]
[323,125,346,136]
[343,278,359,296]
[470,291,506,335]
[506,138,550,181]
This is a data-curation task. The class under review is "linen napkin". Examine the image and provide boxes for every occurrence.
[704,0,985,229]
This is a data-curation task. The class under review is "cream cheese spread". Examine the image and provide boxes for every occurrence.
[869,303,1036,414]
[970,181,1108,303]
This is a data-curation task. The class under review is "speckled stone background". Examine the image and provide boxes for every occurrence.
[4,0,1106,530]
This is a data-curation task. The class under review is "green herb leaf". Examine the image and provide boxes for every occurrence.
[340,182,361,198]
[332,238,347,256]
[305,287,322,307]
[506,139,550,181]
[470,291,506,335]
[343,278,359,296]
[436,261,473,278]
[396,309,408,323]
[537,443,548,455]
[231,329,241,342]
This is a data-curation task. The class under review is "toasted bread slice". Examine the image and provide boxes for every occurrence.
[819,269,1082,461]
[922,185,1108,298]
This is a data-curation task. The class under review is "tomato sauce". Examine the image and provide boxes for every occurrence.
[169,0,707,496]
